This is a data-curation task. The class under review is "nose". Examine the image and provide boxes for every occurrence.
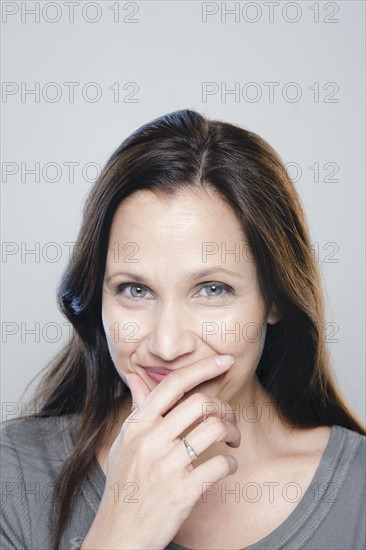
[147,301,197,362]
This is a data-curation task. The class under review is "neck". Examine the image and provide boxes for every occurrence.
[180,375,297,468]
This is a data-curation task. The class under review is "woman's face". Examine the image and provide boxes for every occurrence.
[102,188,277,405]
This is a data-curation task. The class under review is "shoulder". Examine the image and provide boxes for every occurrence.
[0,412,80,442]
[0,413,81,476]
[331,424,365,460]
[309,426,366,547]
[330,425,366,496]
[0,413,81,549]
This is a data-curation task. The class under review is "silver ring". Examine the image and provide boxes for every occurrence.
[183,438,198,461]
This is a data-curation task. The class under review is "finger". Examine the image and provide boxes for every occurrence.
[125,372,152,410]
[185,454,239,501]
[160,392,238,442]
[136,355,234,421]
[172,414,241,470]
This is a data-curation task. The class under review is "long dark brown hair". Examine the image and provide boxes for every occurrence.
[10,109,366,549]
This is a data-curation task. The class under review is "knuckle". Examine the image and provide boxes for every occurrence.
[192,392,209,405]
[205,416,223,436]
[215,454,231,471]
[193,392,217,407]
[163,374,183,394]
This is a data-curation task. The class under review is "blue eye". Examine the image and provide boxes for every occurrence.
[115,283,150,300]
[198,282,234,299]
[114,281,235,302]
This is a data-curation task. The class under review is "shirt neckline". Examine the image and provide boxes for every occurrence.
[63,418,357,549]
[165,425,354,550]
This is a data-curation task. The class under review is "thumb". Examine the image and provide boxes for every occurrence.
[125,372,152,410]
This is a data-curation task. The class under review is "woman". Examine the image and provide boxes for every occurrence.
[1,109,365,550]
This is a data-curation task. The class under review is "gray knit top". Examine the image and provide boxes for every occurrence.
[1,413,365,549]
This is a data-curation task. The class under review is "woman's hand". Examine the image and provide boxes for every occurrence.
[81,355,240,550]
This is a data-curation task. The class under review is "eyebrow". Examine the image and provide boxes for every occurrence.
[104,267,244,284]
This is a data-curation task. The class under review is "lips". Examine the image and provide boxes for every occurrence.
[145,367,172,383]
[145,367,173,375]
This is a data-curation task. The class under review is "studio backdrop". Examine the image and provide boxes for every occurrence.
[1,1,365,422]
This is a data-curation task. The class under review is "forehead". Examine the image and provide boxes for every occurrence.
[109,187,244,241]
[105,188,253,279]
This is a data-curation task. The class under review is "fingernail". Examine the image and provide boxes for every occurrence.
[214,355,234,367]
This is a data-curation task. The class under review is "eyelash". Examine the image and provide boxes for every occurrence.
[114,282,235,302]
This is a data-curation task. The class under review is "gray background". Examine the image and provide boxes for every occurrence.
[1,1,365,423]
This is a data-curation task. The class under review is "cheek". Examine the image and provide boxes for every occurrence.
[200,294,266,345]
[101,298,139,362]
[202,317,267,355]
